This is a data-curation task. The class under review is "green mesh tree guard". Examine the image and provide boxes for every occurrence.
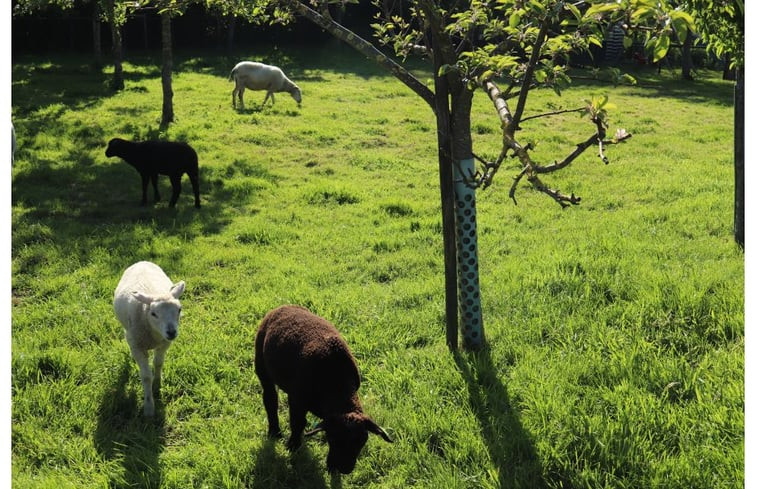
[453,158,484,348]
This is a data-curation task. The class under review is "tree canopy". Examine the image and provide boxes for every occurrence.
[686,0,743,68]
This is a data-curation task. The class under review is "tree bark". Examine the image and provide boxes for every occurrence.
[161,11,174,126]
[226,15,236,54]
[143,14,150,50]
[92,3,102,69]
[432,36,459,351]
[734,67,744,248]
[106,0,124,90]
[681,29,693,80]
[110,18,124,90]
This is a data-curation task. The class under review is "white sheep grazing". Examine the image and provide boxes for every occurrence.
[229,61,302,109]
[113,261,185,417]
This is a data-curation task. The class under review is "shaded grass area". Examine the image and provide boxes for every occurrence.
[11,46,742,488]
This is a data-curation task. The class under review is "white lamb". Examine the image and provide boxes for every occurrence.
[229,61,302,109]
[113,261,185,417]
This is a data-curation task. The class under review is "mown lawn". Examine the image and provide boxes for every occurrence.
[11,45,743,488]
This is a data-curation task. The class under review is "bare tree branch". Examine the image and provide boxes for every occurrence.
[532,133,599,174]
[284,0,435,109]
[512,20,550,127]
[519,107,584,123]
[527,174,582,208]
[417,0,458,68]
[509,168,527,204]
[483,80,515,131]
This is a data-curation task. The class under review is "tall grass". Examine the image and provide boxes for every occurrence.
[11,46,742,488]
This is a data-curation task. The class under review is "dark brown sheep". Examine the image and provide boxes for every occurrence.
[255,305,393,474]
[105,138,201,208]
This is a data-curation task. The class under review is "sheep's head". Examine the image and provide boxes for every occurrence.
[307,412,393,474]
[132,281,185,341]
[105,138,127,158]
[290,85,302,106]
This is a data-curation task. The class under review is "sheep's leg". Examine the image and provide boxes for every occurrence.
[129,346,155,417]
[262,91,271,106]
[286,395,307,451]
[168,174,182,208]
[232,87,237,108]
[139,173,150,206]
[151,174,161,203]
[255,358,282,439]
[153,343,169,396]
[238,87,245,110]
[188,169,201,208]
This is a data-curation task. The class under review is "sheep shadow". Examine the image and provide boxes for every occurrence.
[249,439,332,489]
[233,104,301,117]
[94,354,166,489]
[454,348,547,489]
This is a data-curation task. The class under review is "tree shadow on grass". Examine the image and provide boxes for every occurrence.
[248,439,332,489]
[94,354,166,489]
[454,348,547,489]
[10,121,278,279]
[567,66,734,107]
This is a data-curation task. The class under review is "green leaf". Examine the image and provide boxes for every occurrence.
[652,34,670,63]
[672,18,688,42]
[630,6,654,22]
[566,2,582,20]
[585,3,618,17]
[670,10,695,29]
[509,11,521,28]
[588,35,603,48]
[622,73,637,85]
[529,0,545,16]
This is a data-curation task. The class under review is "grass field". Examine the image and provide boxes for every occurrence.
[11,45,743,488]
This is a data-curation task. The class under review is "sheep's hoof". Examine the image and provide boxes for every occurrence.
[268,429,283,440]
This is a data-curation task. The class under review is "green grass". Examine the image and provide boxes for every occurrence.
[11,46,743,488]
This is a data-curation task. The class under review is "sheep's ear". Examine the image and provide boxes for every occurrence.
[304,422,325,437]
[170,281,185,299]
[132,291,154,305]
[365,418,393,443]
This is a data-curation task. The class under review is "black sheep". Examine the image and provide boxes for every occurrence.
[105,138,201,208]
[255,305,393,474]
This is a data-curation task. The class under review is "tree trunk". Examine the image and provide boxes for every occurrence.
[681,29,693,80]
[722,54,735,80]
[226,15,236,54]
[449,89,484,350]
[143,14,150,50]
[109,3,124,91]
[288,0,486,349]
[161,12,174,126]
[92,3,102,69]
[432,38,459,351]
[734,67,744,248]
